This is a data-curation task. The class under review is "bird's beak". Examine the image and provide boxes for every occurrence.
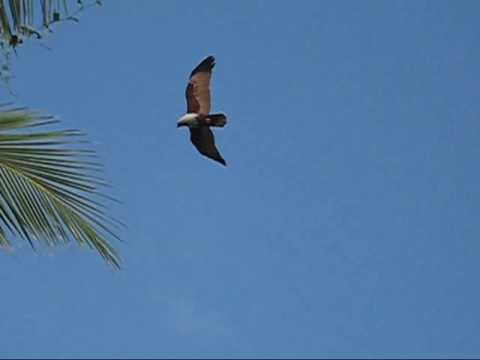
[177,123,181,128]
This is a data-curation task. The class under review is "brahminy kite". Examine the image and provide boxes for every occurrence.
[177,56,228,166]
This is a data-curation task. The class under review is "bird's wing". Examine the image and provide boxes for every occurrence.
[189,127,226,166]
[185,56,215,114]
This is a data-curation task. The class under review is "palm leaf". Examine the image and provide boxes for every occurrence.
[0,1,103,91]
[0,105,121,268]
[0,0,102,46]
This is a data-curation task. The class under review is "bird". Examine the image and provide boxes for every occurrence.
[177,55,228,166]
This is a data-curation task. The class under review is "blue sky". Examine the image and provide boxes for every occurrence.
[1,0,480,358]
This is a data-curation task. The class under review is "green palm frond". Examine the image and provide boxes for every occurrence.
[0,105,121,268]
[0,1,102,89]
[0,0,102,46]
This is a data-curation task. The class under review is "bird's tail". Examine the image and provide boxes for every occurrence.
[208,113,228,127]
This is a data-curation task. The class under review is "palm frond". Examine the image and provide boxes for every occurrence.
[0,0,102,46]
[0,1,102,90]
[0,106,121,268]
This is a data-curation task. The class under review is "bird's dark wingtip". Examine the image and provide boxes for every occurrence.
[190,55,216,77]
[216,158,226,166]
[204,55,215,65]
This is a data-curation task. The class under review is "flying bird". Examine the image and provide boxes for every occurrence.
[177,56,228,166]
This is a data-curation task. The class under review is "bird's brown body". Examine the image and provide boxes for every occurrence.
[177,56,228,166]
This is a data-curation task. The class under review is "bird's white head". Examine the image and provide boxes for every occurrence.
[177,113,198,128]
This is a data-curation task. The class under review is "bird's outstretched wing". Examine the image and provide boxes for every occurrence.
[189,126,226,166]
[185,56,215,115]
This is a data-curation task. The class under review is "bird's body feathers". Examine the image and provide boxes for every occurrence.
[177,56,229,166]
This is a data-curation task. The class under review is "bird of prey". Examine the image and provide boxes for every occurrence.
[177,56,228,166]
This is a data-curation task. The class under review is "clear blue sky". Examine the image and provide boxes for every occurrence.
[1,0,480,358]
